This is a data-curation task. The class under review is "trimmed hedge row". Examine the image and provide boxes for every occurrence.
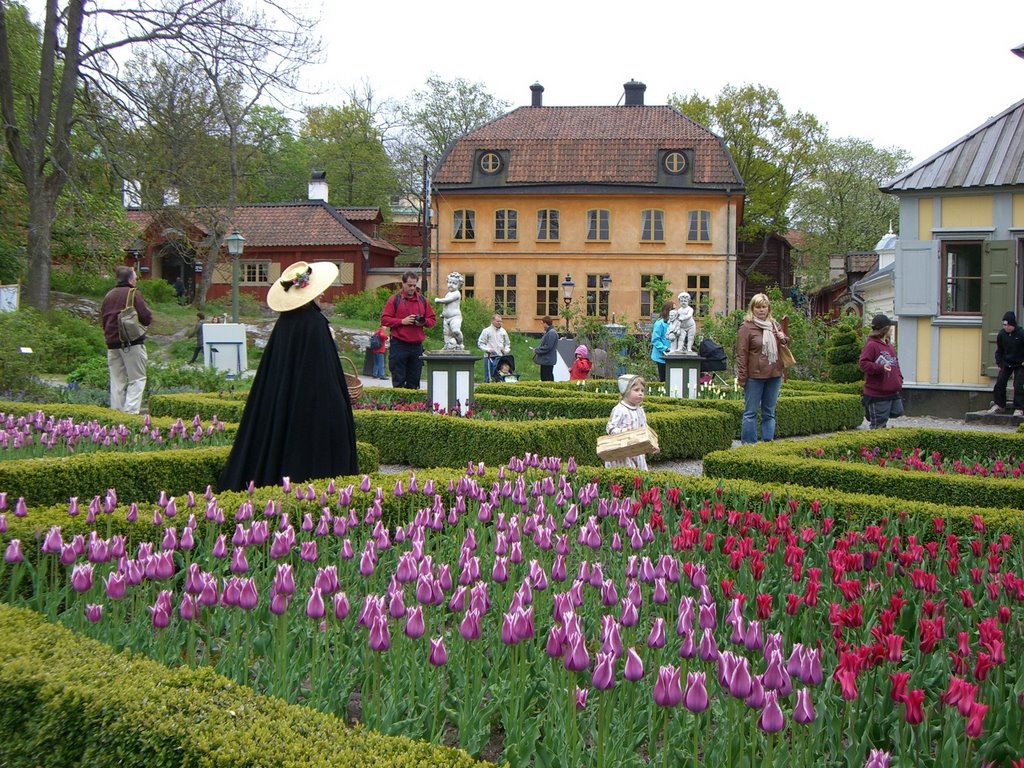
[0,441,381,507]
[0,604,497,768]
[703,427,1024,510]
[353,406,733,468]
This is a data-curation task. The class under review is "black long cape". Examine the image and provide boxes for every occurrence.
[218,303,358,491]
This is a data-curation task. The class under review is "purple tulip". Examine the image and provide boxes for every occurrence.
[388,589,407,619]
[70,563,93,593]
[575,686,589,710]
[459,609,481,641]
[179,526,195,550]
[41,526,63,554]
[699,628,719,661]
[745,675,766,709]
[150,601,170,629]
[68,497,79,516]
[368,614,391,651]
[653,665,683,707]
[0,514,5,533]
[800,646,823,686]
[306,586,325,619]
[333,592,350,621]
[180,593,199,622]
[727,654,753,699]
[564,631,590,672]
[404,605,425,639]
[429,636,448,666]
[864,749,891,768]
[270,590,291,615]
[620,600,639,627]
[103,571,126,601]
[624,647,645,682]
[698,603,717,630]
[647,617,667,649]
[678,631,697,659]
[512,606,535,642]
[230,547,249,574]
[14,497,26,517]
[758,689,785,733]
[592,651,616,690]
[212,535,228,559]
[743,620,764,651]
[4,539,22,563]
[359,550,375,577]
[85,603,103,623]
[300,540,318,563]
[793,687,815,724]
[683,671,710,712]
[546,624,566,658]
[238,578,258,610]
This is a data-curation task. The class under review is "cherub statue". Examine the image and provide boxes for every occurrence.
[675,291,697,354]
[435,272,465,350]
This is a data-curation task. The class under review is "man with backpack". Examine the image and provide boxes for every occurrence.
[381,271,436,389]
[100,265,153,413]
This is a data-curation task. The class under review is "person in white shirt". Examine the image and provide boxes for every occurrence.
[477,314,511,382]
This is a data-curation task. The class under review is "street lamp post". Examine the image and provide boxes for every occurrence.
[561,273,575,336]
[225,228,245,323]
[361,242,370,290]
[600,273,612,323]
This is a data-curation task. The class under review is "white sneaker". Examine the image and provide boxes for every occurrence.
[1014,410,1024,418]
[987,404,1004,414]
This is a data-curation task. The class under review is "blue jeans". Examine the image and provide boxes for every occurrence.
[371,353,385,378]
[741,376,783,444]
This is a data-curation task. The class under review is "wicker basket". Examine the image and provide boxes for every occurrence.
[596,425,659,461]
[339,355,364,401]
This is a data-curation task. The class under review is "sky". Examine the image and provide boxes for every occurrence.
[301,0,1024,166]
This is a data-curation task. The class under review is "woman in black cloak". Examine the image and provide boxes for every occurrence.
[218,261,358,491]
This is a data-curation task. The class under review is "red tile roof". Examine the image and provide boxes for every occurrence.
[434,106,743,187]
[126,203,399,254]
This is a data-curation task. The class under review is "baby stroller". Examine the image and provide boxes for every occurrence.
[698,337,730,386]
[494,354,520,382]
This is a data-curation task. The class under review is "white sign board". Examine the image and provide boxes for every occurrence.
[0,284,19,313]
[202,323,248,377]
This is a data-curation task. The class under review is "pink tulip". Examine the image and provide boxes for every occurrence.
[306,586,325,619]
[575,686,589,710]
[230,547,249,574]
[270,590,291,615]
[459,609,481,641]
[648,617,667,649]
[864,749,891,768]
[653,665,683,707]
[333,592,350,621]
[212,535,228,558]
[85,603,103,623]
[41,526,63,554]
[238,578,258,610]
[179,593,199,622]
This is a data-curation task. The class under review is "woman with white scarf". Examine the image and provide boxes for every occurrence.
[736,293,789,444]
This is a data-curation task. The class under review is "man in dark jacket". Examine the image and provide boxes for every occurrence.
[989,310,1024,416]
[380,271,436,389]
[100,266,153,413]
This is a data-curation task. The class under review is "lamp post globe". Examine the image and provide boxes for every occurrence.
[225,228,245,323]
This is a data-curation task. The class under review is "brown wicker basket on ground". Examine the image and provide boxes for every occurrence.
[339,355,364,401]
[596,425,659,461]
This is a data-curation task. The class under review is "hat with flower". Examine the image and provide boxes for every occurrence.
[267,261,339,312]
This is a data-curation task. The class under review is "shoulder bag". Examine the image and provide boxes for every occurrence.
[117,288,148,345]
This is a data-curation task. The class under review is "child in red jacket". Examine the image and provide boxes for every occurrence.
[569,344,592,381]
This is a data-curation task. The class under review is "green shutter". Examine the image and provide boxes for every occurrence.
[981,240,1016,378]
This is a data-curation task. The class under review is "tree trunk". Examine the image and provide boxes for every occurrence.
[23,188,56,312]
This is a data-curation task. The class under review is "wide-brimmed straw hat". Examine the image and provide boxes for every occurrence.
[267,261,339,312]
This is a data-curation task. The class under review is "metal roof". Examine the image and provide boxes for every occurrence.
[881,96,1024,193]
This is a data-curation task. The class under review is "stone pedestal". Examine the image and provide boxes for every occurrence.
[665,352,702,399]
[424,351,480,415]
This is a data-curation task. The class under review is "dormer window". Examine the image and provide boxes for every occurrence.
[479,152,503,174]
[663,150,688,175]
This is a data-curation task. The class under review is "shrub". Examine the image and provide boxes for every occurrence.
[50,268,112,298]
[824,314,864,383]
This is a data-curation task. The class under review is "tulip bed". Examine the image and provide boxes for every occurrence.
[2,458,1024,767]
[833,446,1024,479]
[0,410,231,459]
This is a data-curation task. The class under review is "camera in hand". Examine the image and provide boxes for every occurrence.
[414,314,425,325]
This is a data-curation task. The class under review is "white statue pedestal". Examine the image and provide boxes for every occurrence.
[202,323,248,378]
[423,350,479,415]
[664,352,702,399]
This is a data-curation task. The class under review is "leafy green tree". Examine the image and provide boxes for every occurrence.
[0,0,319,311]
[301,102,399,209]
[670,84,824,244]
[791,137,911,284]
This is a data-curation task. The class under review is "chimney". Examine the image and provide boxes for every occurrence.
[308,170,328,202]
[530,82,544,107]
[623,80,646,106]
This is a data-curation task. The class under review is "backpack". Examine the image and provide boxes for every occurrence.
[117,288,148,346]
[390,292,427,317]
[370,333,383,351]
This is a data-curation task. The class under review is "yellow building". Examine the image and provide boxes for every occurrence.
[882,92,1024,415]
[431,81,744,333]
